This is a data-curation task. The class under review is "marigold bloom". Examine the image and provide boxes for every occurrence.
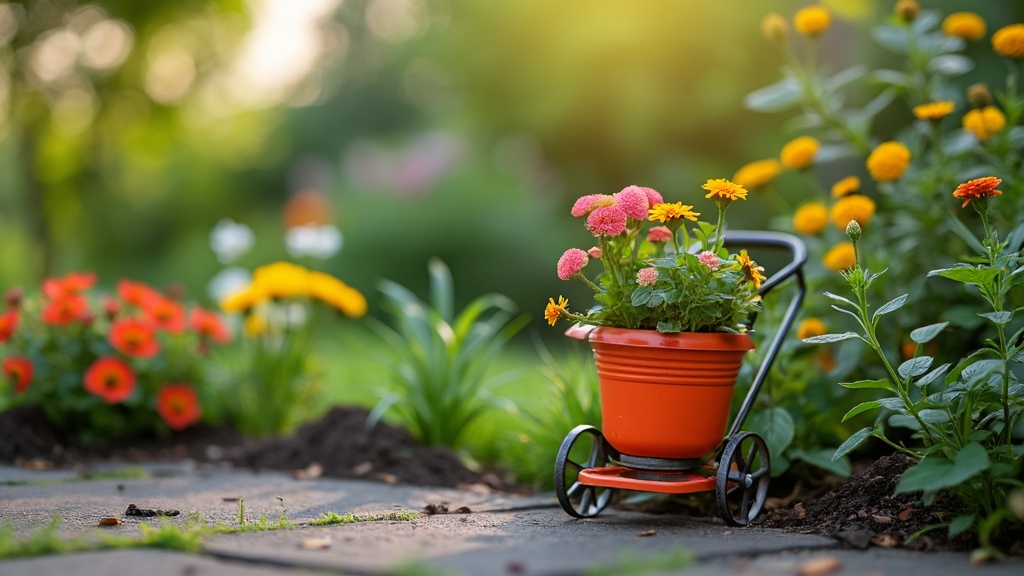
[992,24,1024,59]
[647,226,673,243]
[830,176,860,198]
[118,279,162,308]
[110,318,160,358]
[793,6,830,37]
[942,12,986,40]
[913,101,955,121]
[41,295,88,325]
[780,136,820,170]
[636,267,658,286]
[702,179,748,202]
[42,272,96,300]
[2,357,33,393]
[252,262,311,299]
[831,195,876,230]
[732,159,782,189]
[544,296,568,326]
[613,186,651,220]
[557,248,590,280]
[649,202,700,223]
[587,247,602,259]
[797,318,827,340]
[221,285,268,314]
[0,310,18,343]
[84,356,136,404]
[866,141,911,181]
[698,251,721,270]
[761,13,789,44]
[792,203,828,235]
[190,307,231,344]
[571,194,614,217]
[737,250,766,288]
[586,205,628,236]
[953,176,1002,208]
[145,297,186,334]
[156,384,203,431]
[823,242,857,271]
[962,106,1006,141]
[308,271,368,317]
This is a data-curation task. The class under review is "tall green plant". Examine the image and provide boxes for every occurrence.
[369,258,528,447]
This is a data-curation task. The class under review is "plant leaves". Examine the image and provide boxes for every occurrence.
[803,332,862,344]
[928,54,973,76]
[948,514,975,537]
[833,427,873,460]
[840,379,896,392]
[978,311,1012,326]
[873,294,908,320]
[823,291,858,307]
[916,363,952,388]
[927,266,1001,285]
[869,69,908,88]
[910,322,948,344]
[842,400,884,422]
[895,442,990,494]
[747,407,795,464]
[871,25,908,54]
[743,77,803,112]
[898,356,933,380]
[791,448,852,477]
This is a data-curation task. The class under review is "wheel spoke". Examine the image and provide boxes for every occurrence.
[579,487,593,512]
[586,439,601,467]
[566,459,584,473]
[740,487,751,523]
[566,481,584,498]
[749,466,769,480]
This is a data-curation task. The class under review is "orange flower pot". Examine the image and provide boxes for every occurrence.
[567,325,755,460]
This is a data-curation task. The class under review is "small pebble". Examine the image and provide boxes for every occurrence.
[797,555,842,576]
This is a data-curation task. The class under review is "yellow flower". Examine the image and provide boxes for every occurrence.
[221,285,268,314]
[732,159,782,190]
[894,0,919,23]
[830,175,860,198]
[243,313,268,338]
[942,12,987,41]
[737,250,766,289]
[993,24,1024,59]
[830,194,876,230]
[780,136,820,170]
[797,318,827,340]
[823,242,856,271]
[912,101,955,121]
[702,178,748,202]
[308,271,367,317]
[649,202,700,223]
[866,141,910,182]
[761,13,789,45]
[544,296,568,326]
[962,106,1006,141]
[252,261,311,299]
[793,203,828,235]
[794,6,831,37]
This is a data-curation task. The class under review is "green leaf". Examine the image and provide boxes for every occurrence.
[910,322,948,344]
[743,77,802,112]
[840,379,896,392]
[928,54,973,75]
[948,515,975,537]
[918,409,951,424]
[895,442,990,494]
[803,332,861,344]
[842,400,883,422]
[656,320,680,334]
[747,407,795,464]
[630,286,654,307]
[791,448,852,477]
[899,356,933,379]
[916,363,952,388]
[823,291,858,307]
[871,25,908,54]
[869,69,908,88]
[979,311,1012,325]
[928,266,1001,285]
[833,427,873,460]
[873,294,908,320]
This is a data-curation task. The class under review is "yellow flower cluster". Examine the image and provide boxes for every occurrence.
[780,136,820,170]
[962,106,1006,141]
[993,23,1024,59]
[830,176,860,198]
[221,261,367,318]
[942,12,987,41]
[912,101,955,121]
[793,6,830,37]
[793,203,827,235]
[797,317,827,340]
[823,242,856,271]
[831,195,875,230]
[732,159,782,190]
[866,141,911,182]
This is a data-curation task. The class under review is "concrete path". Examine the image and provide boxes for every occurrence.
[0,461,1020,575]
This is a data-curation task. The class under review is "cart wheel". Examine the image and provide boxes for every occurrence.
[716,432,770,526]
[554,424,616,518]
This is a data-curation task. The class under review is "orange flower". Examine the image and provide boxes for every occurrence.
[190,307,231,344]
[824,242,857,271]
[737,250,766,289]
[145,297,186,334]
[780,136,820,170]
[117,279,162,308]
[793,6,830,37]
[953,176,1002,208]
[545,296,568,326]
[84,356,136,404]
[831,195,876,230]
[42,272,96,300]
[866,141,911,182]
[0,310,18,343]
[156,384,202,431]
[912,101,955,121]
[962,106,1006,141]
[2,357,33,393]
[992,24,1024,59]
[109,318,160,358]
[830,176,860,198]
[41,295,88,325]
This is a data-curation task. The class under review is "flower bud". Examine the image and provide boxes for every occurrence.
[895,0,920,23]
[761,13,788,45]
[4,287,23,308]
[967,83,992,108]
[103,298,121,319]
[846,219,862,242]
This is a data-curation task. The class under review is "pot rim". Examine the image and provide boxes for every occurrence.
[564,323,755,351]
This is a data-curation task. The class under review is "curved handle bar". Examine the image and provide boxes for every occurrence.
[722,230,808,296]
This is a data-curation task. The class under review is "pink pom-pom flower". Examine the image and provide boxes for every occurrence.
[557,248,590,280]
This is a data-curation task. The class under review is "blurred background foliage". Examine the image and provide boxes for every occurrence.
[0,0,1022,335]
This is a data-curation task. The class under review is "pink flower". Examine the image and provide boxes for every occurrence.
[587,247,602,259]
[571,194,614,217]
[639,186,664,207]
[613,186,650,220]
[557,248,589,280]
[637,267,659,286]
[698,250,721,270]
[586,205,628,237]
[647,226,673,243]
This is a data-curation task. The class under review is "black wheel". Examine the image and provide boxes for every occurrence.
[554,424,616,518]
[715,432,770,526]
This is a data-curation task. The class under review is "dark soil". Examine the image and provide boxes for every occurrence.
[0,405,489,489]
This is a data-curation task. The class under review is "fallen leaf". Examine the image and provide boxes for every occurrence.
[299,537,331,550]
[871,514,893,525]
[794,502,806,519]
[289,462,323,480]
[797,555,842,576]
[636,529,657,537]
[352,462,373,476]
[898,507,915,521]
[98,518,122,526]
[871,534,900,548]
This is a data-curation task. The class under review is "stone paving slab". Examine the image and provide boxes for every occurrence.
[0,548,324,576]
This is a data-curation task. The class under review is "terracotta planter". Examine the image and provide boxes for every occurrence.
[567,325,755,461]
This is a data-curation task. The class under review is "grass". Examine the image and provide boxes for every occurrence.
[308,510,421,526]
